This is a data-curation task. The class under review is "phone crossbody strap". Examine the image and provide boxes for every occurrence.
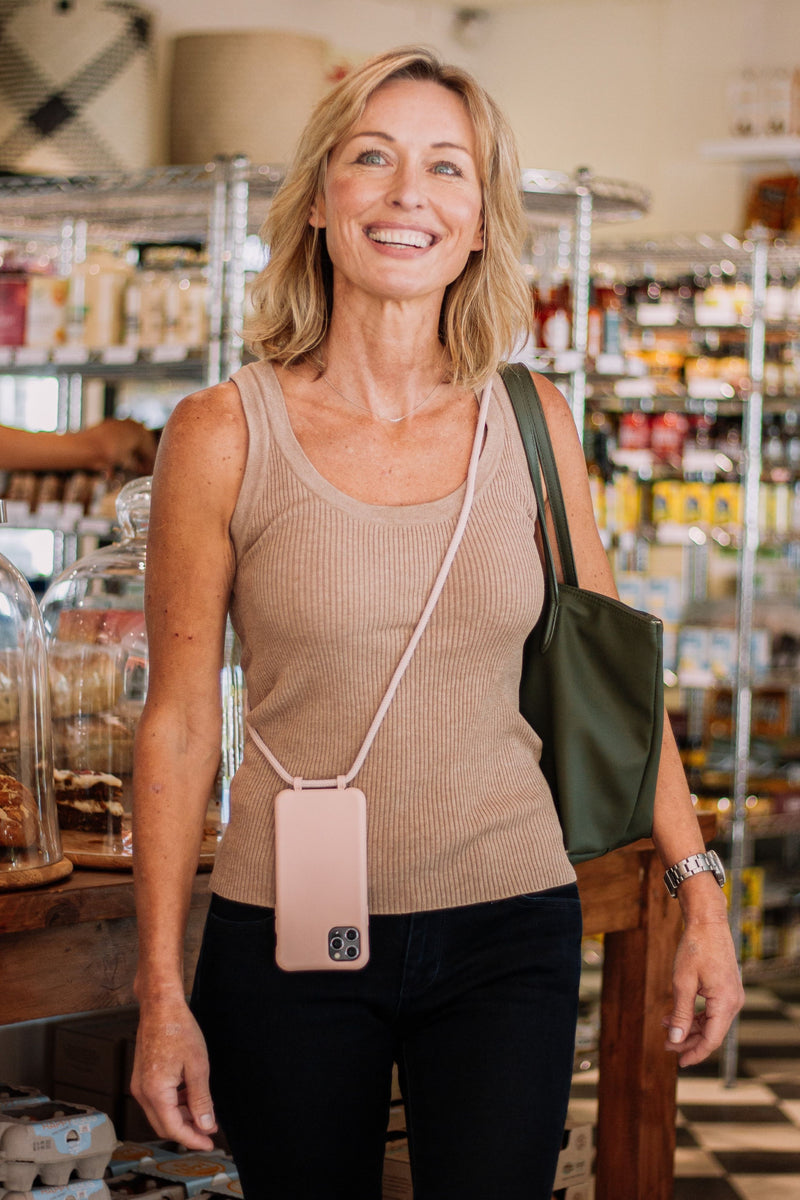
[246,374,494,790]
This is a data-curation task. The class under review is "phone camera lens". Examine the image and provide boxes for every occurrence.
[345,929,358,941]
[346,946,359,958]
[331,937,344,950]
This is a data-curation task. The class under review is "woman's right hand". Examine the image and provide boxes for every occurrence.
[131,995,218,1150]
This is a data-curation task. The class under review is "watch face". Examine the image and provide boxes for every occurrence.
[708,850,726,886]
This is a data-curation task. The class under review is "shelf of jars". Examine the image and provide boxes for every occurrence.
[0,345,207,379]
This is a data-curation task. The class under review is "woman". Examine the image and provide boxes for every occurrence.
[131,46,743,1200]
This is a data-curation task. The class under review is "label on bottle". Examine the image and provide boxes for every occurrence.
[541,308,571,353]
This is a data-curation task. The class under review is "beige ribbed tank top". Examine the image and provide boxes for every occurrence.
[210,361,574,914]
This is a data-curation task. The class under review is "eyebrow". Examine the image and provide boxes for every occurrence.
[349,130,472,155]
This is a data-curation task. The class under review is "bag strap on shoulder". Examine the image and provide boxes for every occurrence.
[503,362,590,651]
[501,363,578,587]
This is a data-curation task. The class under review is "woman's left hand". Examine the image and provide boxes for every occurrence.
[664,914,745,1067]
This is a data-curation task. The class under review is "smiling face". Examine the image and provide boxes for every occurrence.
[310,78,485,312]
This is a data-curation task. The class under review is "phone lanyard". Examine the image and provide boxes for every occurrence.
[247,375,494,790]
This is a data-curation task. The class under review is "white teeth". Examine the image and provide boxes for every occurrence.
[367,228,433,248]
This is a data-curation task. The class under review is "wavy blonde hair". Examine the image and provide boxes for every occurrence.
[244,46,531,388]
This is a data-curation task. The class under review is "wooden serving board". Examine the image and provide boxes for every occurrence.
[61,822,221,871]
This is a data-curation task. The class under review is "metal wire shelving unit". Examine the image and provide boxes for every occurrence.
[593,229,800,1083]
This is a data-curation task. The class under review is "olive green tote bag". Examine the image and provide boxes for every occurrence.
[502,364,664,864]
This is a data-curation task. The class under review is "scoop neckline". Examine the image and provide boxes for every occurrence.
[258,361,504,524]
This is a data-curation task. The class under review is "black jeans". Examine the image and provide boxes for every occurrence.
[191,883,582,1200]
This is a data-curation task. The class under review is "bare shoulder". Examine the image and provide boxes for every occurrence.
[156,381,246,483]
[151,382,247,534]
[159,381,246,458]
[529,373,580,443]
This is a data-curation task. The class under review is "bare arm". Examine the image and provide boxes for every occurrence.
[533,373,744,1064]
[0,419,157,473]
[130,382,246,1146]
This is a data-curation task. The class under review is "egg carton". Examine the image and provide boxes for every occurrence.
[132,1155,238,1199]
[0,1090,50,1113]
[0,1180,111,1200]
[105,1146,182,1181]
[0,1102,117,1192]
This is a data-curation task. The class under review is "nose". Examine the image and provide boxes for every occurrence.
[386,158,425,209]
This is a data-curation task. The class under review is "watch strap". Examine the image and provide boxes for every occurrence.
[664,850,725,897]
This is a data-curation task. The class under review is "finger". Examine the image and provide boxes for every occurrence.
[140,1087,216,1151]
[666,987,699,1047]
[182,1065,217,1138]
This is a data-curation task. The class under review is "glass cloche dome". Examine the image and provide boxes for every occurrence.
[40,477,242,865]
[0,501,71,889]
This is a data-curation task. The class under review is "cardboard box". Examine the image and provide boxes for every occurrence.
[53,1011,139,1100]
[552,1122,594,1190]
[553,1178,595,1200]
[380,1128,594,1199]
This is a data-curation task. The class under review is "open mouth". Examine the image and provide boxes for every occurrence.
[366,227,436,249]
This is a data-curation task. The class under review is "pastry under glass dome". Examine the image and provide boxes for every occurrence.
[39,477,243,866]
[0,501,71,889]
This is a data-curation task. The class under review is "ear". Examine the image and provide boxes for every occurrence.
[309,194,327,229]
[471,216,484,253]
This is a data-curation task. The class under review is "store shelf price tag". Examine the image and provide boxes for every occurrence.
[53,346,91,365]
[636,302,679,327]
[150,345,189,364]
[687,378,736,401]
[595,353,626,375]
[3,501,32,525]
[554,350,582,373]
[614,377,656,399]
[101,346,138,365]
[15,347,49,366]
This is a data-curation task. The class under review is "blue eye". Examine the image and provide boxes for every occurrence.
[432,161,462,177]
[356,149,385,165]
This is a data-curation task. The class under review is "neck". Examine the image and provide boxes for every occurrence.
[322,288,448,405]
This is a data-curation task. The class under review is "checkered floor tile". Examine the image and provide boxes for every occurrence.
[673,980,800,1199]
[569,978,800,1199]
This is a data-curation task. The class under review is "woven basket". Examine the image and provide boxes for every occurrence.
[169,31,330,167]
[0,0,156,174]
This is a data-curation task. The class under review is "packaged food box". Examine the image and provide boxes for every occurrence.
[132,1154,238,1198]
[0,1101,117,1192]
[106,1172,185,1198]
[196,1182,242,1199]
[106,1143,182,1179]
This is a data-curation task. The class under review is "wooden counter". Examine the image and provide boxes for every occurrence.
[0,830,699,1200]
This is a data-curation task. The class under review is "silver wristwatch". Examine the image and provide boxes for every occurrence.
[664,850,726,898]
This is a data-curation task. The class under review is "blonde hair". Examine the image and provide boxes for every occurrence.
[244,46,531,388]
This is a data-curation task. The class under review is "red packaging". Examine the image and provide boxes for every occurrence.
[650,411,689,461]
[0,274,28,345]
[618,411,651,450]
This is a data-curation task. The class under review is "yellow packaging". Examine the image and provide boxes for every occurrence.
[651,480,683,524]
[711,482,743,527]
[588,476,606,531]
[682,481,713,525]
[723,865,764,959]
[619,474,642,533]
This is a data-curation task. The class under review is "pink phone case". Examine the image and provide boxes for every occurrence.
[274,785,369,971]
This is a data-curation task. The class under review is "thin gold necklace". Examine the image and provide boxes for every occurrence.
[321,372,444,424]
